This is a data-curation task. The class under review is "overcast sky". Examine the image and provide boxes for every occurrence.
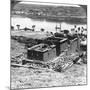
[19,1,80,7]
[13,0,87,5]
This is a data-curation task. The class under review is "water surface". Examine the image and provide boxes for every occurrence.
[11,16,87,33]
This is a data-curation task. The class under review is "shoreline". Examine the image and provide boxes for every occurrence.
[11,14,87,24]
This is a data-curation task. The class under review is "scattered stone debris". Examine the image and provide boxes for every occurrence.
[11,30,87,89]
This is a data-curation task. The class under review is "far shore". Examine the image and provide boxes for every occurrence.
[11,14,87,24]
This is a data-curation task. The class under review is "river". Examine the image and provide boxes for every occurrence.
[11,16,87,33]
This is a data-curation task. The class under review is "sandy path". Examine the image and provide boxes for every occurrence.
[11,64,87,89]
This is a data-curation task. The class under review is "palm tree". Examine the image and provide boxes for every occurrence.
[32,25,36,31]
[11,26,14,30]
[74,25,77,29]
[16,24,20,30]
[55,24,58,32]
[40,28,45,32]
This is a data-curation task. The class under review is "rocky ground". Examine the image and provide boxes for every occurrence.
[11,64,87,89]
[11,37,87,89]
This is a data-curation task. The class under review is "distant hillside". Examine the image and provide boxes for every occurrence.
[13,3,86,17]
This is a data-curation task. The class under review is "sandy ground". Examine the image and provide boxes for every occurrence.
[11,39,26,57]
[11,64,87,89]
[11,33,87,89]
[11,31,52,39]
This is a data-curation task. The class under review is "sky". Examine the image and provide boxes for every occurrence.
[19,1,80,7]
[12,0,87,5]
